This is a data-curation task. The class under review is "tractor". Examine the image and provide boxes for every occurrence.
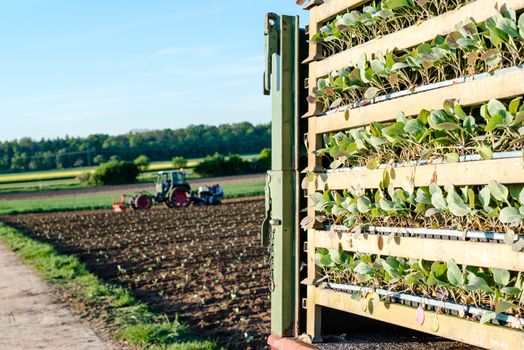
[153,170,192,208]
[113,170,224,211]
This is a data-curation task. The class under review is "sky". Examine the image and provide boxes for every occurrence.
[0,1,308,141]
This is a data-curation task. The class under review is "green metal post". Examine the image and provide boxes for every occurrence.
[261,13,299,337]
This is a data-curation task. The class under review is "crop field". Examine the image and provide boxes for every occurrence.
[0,198,269,349]
[0,177,265,215]
[0,169,196,194]
[0,154,259,186]
[0,162,179,184]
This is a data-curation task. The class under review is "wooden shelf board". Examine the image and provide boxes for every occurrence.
[310,0,366,24]
[314,68,524,134]
[308,286,524,349]
[311,0,524,78]
[309,229,524,271]
[307,157,524,191]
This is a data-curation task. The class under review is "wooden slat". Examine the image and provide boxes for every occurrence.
[315,68,524,134]
[305,5,322,64]
[308,157,524,191]
[307,117,323,172]
[306,228,318,285]
[312,0,524,78]
[309,287,524,350]
[310,229,524,271]
[306,233,322,341]
[306,286,322,342]
[307,118,324,230]
[310,0,367,24]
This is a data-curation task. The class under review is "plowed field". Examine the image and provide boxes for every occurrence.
[1,198,269,349]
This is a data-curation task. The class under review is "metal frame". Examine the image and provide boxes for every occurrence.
[262,13,301,337]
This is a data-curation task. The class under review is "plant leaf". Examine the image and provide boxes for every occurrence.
[479,311,496,324]
[300,216,315,229]
[445,152,459,163]
[447,260,464,287]
[429,183,442,195]
[431,192,447,211]
[366,156,381,170]
[454,104,467,120]
[488,181,509,203]
[477,145,493,160]
[447,191,471,216]
[487,99,507,117]
[492,268,510,287]
[495,300,515,313]
[430,317,439,332]
[509,97,522,114]
[354,262,371,275]
[416,306,425,325]
[500,287,521,296]
[519,13,524,38]
[499,207,523,224]
[357,197,372,213]
[467,189,475,209]
[467,273,493,293]
[405,119,427,136]
[463,115,476,133]
[330,97,343,109]
[330,159,343,169]
[479,186,491,210]
[364,87,380,100]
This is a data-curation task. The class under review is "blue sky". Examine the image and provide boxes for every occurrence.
[0,1,308,141]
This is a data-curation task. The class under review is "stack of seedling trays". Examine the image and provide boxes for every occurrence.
[301,0,524,348]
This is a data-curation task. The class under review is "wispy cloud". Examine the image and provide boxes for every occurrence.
[77,7,226,40]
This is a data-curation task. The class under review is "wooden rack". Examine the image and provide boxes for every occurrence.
[302,0,524,348]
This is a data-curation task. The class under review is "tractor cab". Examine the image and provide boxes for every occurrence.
[154,171,191,207]
[156,171,189,195]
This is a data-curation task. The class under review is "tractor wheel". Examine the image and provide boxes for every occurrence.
[167,187,190,208]
[133,194,153,210]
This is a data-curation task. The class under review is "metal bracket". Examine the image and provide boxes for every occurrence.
[264,13,280,95]
[261,172,272,247]
[270,218,282,226]
[303,0,324,10]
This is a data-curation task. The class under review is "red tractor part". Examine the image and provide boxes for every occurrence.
[131,194,153,210]
[166,187,190,208]
[112,194,127,212]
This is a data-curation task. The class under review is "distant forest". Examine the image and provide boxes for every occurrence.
[0,122,271,172]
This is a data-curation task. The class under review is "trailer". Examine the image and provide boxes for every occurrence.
[112,170,223,211]
[262,1,524,349]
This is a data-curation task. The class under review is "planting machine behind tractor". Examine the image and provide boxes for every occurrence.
[112,170,224,211]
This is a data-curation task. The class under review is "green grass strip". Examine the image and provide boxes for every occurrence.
[0,223,220,350]
[0,180,264,215]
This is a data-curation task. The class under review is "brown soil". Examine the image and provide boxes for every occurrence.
[1,199,270,350]
[0,174,265,201]
[0,197,483,350]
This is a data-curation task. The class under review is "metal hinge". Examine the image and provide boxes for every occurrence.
[263,13,279,95]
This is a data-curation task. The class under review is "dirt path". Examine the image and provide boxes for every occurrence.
[0,173,265,201]
[0,243,108,350]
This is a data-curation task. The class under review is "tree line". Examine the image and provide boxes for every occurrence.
[0,122,271,172]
